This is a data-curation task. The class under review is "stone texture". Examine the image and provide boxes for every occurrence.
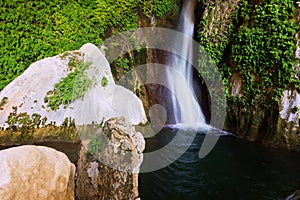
[0,43,147,199]
[0,43,147,129]
[0,145,75,200]
[76,117,145,200]
[199,0,300,151]
[280,90,300,126]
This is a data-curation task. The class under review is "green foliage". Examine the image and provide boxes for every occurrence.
[198,0,298,109]
[95,0,138,32]
[116,57,131,72]
[1,0,178,92]
[232,0,297,106]
[101,76,109,87]
[197,1,236,99]
[0,0,103,91]
[138,0,180,18]
[87,135,103,158]
[45,56,91,110]
[3,107,78,143]
[1,0,177,91]
[6,108,43,132]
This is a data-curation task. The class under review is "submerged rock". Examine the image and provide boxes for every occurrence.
[0,145,75,200]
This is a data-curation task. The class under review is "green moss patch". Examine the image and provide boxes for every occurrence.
[44,55,92,110]
[1,108,79,145]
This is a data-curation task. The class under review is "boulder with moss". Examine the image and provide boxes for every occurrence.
[76,117,145,200]
[0,43,146,129]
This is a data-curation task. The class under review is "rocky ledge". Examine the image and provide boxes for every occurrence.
[0,43,147,199]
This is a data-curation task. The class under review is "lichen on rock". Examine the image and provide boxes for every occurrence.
[76,117,145,200]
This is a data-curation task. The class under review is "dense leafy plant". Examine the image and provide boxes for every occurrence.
[116,57,131,72]
[197,0,238,113]
[1,0,179,91]
[95,0,139,32]
[3,107,78,143]
[232,0,297,106]
[0,0,170,91]
[138,0,180,18]
[198,0,298,109]
[0,0,103,91]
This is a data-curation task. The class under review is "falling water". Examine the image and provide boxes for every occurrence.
[167,0,206,126]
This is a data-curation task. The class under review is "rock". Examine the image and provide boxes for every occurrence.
[101,117,145,174]
[230,73,243,98]
[87,161,99,189]
[271,90,300,150]
[0,43,147,128]
[0,145,75,200]
[0,43,147,199]
[280,90,300,125]
[295,46,300,59]
[76,117,145,200]
[214,1,300,150]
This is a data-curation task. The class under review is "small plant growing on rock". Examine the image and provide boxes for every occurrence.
[292,106,299,114]
[45,56,92,110]
[0,97,8,110]
[101,76,108,87]
[87,135,103,159]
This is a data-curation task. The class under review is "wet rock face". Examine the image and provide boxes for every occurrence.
[273,90,300,150]
[197,0,300,150]
[76,117,145,200]
[225,91,300,151]
[280,90,300,127]
[0,145,75,200]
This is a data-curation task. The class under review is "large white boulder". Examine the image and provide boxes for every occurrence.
[0,43,147,128]
[0,145,75,200]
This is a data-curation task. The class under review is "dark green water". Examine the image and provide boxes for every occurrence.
[139,128,300,200]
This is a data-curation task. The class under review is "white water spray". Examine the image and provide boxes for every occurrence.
[167,0,206,126]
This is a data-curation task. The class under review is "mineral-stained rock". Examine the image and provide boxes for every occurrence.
[76,117,145,200]
[0,145,75,200]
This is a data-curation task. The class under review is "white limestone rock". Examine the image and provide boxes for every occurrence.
[0,43,147,128]
[280,90,300,126]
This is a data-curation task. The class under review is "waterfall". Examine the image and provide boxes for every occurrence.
[167,0,206,126]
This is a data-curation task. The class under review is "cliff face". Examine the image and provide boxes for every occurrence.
[119,0,300,151]
[130,0,300,150]
[196,0,300,150]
